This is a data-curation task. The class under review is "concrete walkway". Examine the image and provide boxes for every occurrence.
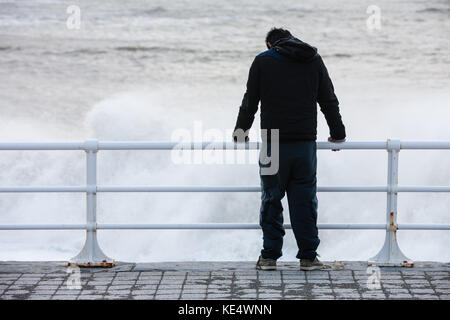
[0,261,448,300]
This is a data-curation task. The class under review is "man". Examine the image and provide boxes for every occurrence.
[233,28,346,271]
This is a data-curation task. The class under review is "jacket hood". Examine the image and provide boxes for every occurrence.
[272,36,318,62]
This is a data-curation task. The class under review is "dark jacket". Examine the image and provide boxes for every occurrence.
[233,36,346,142]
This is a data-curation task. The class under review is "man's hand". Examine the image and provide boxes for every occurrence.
[328,137,346,151]
[233,135,249,143]
[232,129,250,143]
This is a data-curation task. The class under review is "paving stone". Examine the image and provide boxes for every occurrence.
[4,289,29,295]
[135,280,161,284]
[412,294,438,300]
[258,294,282,299]
[156,289,182,295]
[52,295,78,300]
[13,280,40,285]
[308,279,331,284]
[55,289,81,295]
[132,295,154,300]
[307,274,330,279]
[39,280,63,285]
[0,295,21,300]
[131,289,156,295]
[20,274,44,278]
[388,294,413,299]
[34,285,60,289]
[334,288,359,295]
[182,289,207,294]
[111,281,135,285]
[310,295,335,300]
[206,294,230,300]
[155,294,179,300]
[78,295,103,300]
[385,288,409,294]
[27,295,53,300]
[81,289,106,295]
[362,292,387,299]
[160,280,184,285]
[107,289,131,295]
[312,288,333,294]
[162,272,185,276]
[30,289,56,295]
[435,288,450,294]
[158,284,183,289]
[0,274,21,278]
[411,288,435,294]
[7,284,33,290]
[103,295,130,300]
[88,281,112,285]
[109,285,132,290]
[433,282,450,288]
[135,284,158,290]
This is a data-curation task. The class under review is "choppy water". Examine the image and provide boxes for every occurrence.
[0,0,449,262]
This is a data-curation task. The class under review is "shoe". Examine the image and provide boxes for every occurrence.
[256,255,277,270]
[300,256,326,271]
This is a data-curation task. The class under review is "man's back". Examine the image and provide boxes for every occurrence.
[234,36,346,142]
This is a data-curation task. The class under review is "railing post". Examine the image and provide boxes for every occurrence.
[368,139,413,267]
[69,139,115,267]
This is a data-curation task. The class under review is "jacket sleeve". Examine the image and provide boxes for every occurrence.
[233,57,260,135]
[317,56,346,140]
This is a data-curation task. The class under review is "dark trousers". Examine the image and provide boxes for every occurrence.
[259,141,319,260]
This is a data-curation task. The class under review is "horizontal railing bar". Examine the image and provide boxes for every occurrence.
[0,224,86,230]
[99,141,261,150]
[0,141,449,151]
[400,141,450,149]
[100,141,390,150]
[97,223,388,229]
[1,186,449,193]
[1,223,448,230]
[397,186,450,192]
[320,186,387,192]
[397,224,450,230]
[318,141,388,150]
[0,142,85,150]
[97,186,389,192]
[96,223,450,230]
[0,186,87,192]
[98,186,260,192]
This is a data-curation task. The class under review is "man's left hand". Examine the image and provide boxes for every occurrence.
[328,137,346,151]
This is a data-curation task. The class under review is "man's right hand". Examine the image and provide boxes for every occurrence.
[232,129,250,143]
[328,137,346,151]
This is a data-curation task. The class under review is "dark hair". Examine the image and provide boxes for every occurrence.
[265,27,292,48]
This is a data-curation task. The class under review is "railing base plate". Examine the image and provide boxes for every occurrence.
[67,260,115,268]
[367,260,414,268]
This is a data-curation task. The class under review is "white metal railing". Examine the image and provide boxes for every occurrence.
[0,139,449,267]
